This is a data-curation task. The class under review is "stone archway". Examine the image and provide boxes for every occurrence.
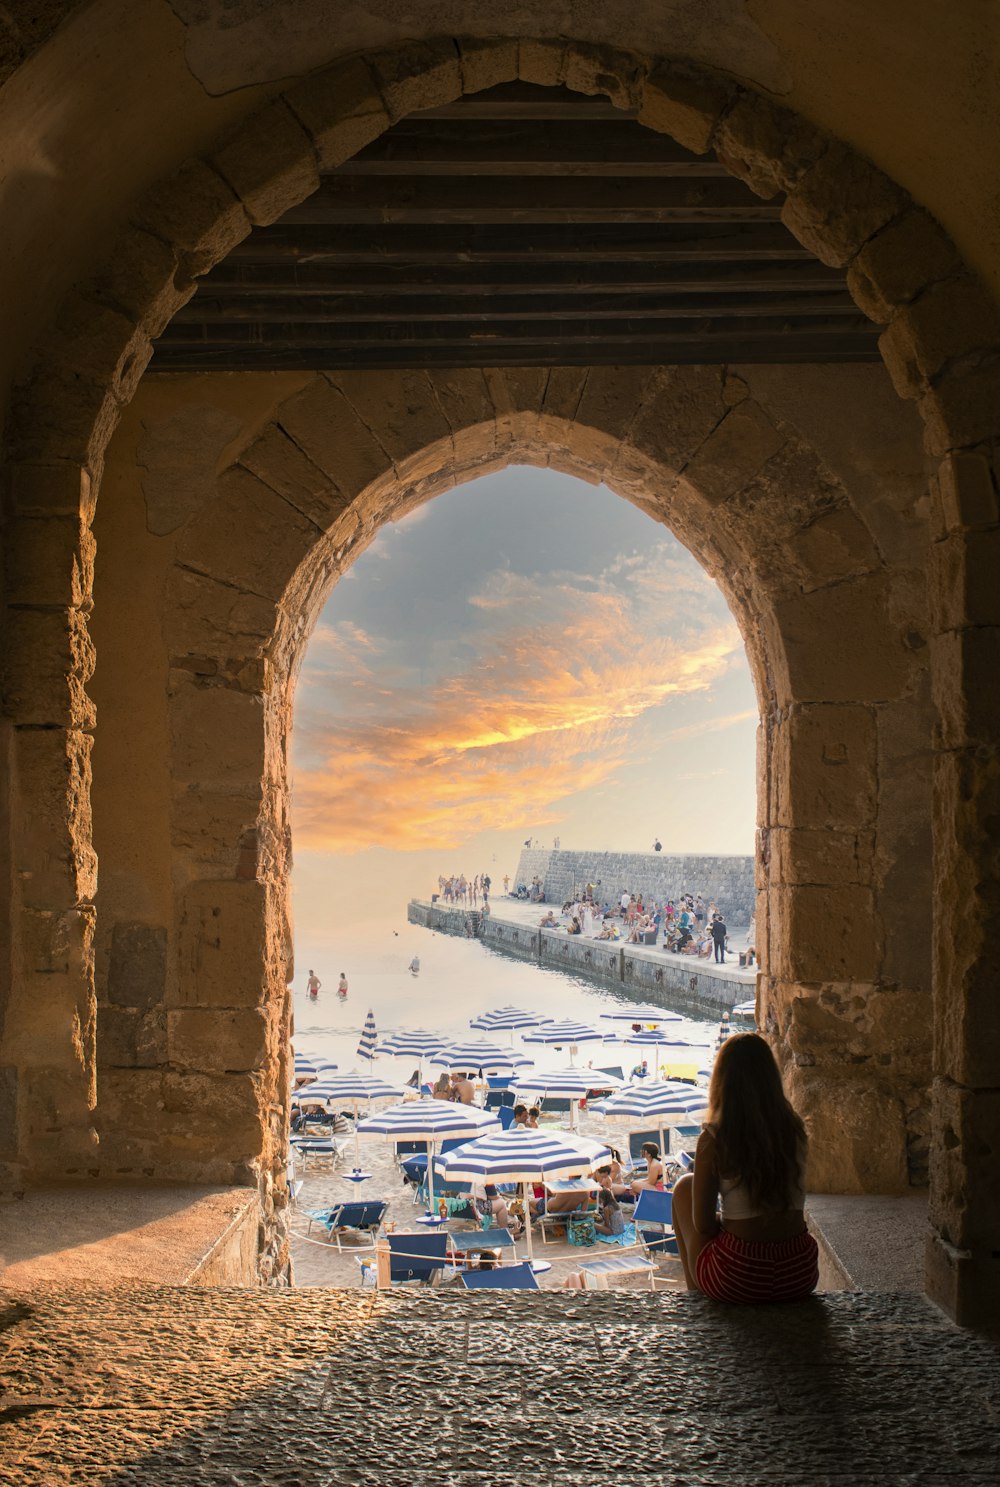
[3,36,998,1321]
[87,357,932,1279]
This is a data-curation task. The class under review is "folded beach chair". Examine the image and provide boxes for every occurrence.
[633,1187,679,1259]
[460,1260,540,1290]
[308,1199,387,1250]
[386,1231,449,1285]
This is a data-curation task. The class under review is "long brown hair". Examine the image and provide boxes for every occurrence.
[708,1033,806,1211]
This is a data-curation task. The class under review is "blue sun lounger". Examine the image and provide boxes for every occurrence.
[460,1260,540,1290]
[387,1231,449,1285]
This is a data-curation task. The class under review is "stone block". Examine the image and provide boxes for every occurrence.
[786,1066,909,1193]
[774,703,877,832]
[133,158,251,277]
[162,1071,267,1155]
[714,92,827,199]
[13,727,96,905]
[90,224,194,339]
[5,515,94,607]
[176,466,319,602]
[929,1079,1000,1249]
[847,208,962,323]
[626,365,728,472]
[934,450,999,532]
[107,922,167,1012]
[369,40,462,122]
[240,424,348,529]
[169,685,265,789]
[167,566,277,658]
[212,99,319,227]
[931,627,1000,747]
[517,38,566,89]
[769,886,878,982]
[919,362,1000,454]
[324,368,452,465]
[168,1008,272,1074]
[171,788,260,873]
[8,363,121,467]
[277,376,393,498]
[929,528,1000,630]
[561,44,645,110]
[431,367,497,441]
[926,1226,1000,1332]
[770,827,875,887]
[782,141,909,268]
[574,365,657,449]
[50,292,151,401]
[638,64,729,154]
[786,505,883,590]
[98,1004,167,1069]
[880,273,1000,398]
[284,57,389,170]
[0,1066,17,1159]
[175,879,270,1009]
[682,401,786,506]
[771,573,913,705]
[457,38,518,96]
[8,462,94,522]
[22,1067,99,1174]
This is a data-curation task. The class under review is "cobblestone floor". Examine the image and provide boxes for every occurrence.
[1,1286,997,1485]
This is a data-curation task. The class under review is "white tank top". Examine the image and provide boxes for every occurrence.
[718,1139,807,1220]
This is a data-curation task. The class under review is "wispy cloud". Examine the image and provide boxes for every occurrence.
[292,544,746,853]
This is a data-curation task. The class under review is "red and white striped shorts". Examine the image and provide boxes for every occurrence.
[695,1228,819,1304]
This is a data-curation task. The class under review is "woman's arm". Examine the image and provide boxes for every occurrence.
[692,1130,721,1236]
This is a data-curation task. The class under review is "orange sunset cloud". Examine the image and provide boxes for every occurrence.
[292,547,746,853]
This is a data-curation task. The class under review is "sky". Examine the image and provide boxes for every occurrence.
[290,467,758,963]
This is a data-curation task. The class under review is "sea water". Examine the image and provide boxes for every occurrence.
[292,920,719,1078]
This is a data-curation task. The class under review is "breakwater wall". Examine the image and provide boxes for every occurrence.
[512,848,755,921]
[407,900,754,1016]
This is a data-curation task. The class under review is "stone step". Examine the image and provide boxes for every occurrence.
[1,1285,996,1484]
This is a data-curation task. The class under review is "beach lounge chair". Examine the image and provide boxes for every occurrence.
[633,1187,679,1259]
[485,1089,516,1109]
[539,1096,573,1117]
[394,1139,428,1165]
[497,1105,517,1130]
[460,1260,540,1290]
[386,1231,449,1285]
[309,1199,387,1250]
[447,1228,517,1266]
[628,1129,663,1163]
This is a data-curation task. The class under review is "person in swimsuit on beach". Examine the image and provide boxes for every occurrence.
[631,1142,664,1195]
[670,1032,818,1303]
[337,973,348,997]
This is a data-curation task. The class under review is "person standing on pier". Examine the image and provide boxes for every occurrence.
[711,914,728,964]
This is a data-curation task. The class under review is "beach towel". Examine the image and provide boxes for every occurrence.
[596,1221,637,1247]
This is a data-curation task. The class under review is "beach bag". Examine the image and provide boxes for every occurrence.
[568,1215,597,1247]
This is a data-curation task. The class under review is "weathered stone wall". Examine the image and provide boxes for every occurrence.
[513,848,755,922]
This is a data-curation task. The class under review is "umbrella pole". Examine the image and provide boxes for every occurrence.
[353,1100,361,1167]
[522,1179,534,1264]
[427,1137,436,1216]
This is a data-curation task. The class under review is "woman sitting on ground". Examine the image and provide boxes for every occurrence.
[594,1187,626,1237]
[630,1141,665,1194]
[671,1032,818,1303]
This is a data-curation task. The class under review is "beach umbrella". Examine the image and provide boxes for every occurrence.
[377,1028,446,1084]
[429,1040,534,1078]
[588,1082,708,1162]
[437,1128,611,1261]
[599,1004,683,1025]
[291,1069,406,1165]
[521,1018,611,1066]
[512,1065,624,1130]
[356,1009,379,1063]
[470,1006,552,1044]
[355,1101,500,1214]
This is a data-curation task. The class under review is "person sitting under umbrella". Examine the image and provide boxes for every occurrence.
[451,1071,475,1105]
[631,1141,665,1194]
[477,1183,524,1239]
[432,1073,453,1101]
[595,1187,626,1237]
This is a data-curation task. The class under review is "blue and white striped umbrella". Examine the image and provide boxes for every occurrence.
[356,1101,500,1211]
[589,1082,708,1159]
[512,1065,624,1129]
[470,1006,551,1037]
[356,1009,379,1063]
[599,1004,683,1024]
[429,1040,533,1075]
[377,1028,446,1086]
[291,1069,405,1163]
[521,1018,611,1066]
[437,1128,611,1260]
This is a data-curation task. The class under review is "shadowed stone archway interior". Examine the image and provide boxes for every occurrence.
[2,35,999,1324]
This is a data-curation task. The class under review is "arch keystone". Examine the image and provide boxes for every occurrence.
[782,140,908,268]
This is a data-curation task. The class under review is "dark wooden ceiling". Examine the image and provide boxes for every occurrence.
[150,84,881,373]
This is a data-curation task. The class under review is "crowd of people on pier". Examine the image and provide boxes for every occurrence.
[534,889,755,965]
[436,872,492,906]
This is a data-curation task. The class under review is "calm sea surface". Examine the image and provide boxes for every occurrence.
[292,922,719,1077]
